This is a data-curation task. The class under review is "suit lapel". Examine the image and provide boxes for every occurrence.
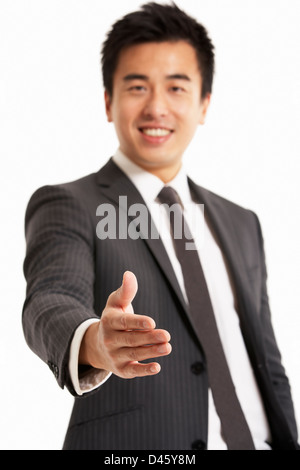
[189,179,248,295]
[189,179,265,362]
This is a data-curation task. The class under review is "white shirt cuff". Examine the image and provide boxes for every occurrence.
[69,318,112,396]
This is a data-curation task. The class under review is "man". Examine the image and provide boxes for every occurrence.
[22,2,299,450]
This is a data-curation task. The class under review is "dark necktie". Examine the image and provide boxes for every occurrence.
[157,186,255,450]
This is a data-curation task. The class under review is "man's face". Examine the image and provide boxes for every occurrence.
[105,41,210,182]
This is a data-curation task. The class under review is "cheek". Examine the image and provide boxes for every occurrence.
[173,97,200,119]
[176,105,201,132]
[119,105,141,135]
[112,104,139,142]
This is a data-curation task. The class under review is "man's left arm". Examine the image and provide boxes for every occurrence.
[254,213,299,442]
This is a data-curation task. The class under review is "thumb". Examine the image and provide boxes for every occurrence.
[108,271,138,312]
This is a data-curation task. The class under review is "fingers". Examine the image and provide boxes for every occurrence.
[119,341,172,363]
[111,342,172,379]
[121,362,162,378]
[98,318,171,379]
[104,311,156,332]
[112,328,170,348]
[105,328,172,376]
[101,325,171,359]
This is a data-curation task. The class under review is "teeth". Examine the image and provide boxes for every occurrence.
[142,128,171,137]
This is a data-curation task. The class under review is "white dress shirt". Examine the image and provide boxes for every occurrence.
[69,149,271,450]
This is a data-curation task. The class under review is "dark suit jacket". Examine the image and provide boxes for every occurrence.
[22,158,299,450]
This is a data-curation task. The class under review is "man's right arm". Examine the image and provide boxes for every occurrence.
[22,185,99,395]
[23,186,171,396]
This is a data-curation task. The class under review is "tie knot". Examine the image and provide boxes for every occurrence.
[157,186,182,207]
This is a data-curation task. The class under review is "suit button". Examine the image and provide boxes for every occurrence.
[191,361,204,375]
[191,439,206,450]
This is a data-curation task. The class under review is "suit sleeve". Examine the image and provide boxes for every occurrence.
[253,212,299,443]
[22,184,99,395]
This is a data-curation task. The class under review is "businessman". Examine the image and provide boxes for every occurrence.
[22,2,299,450]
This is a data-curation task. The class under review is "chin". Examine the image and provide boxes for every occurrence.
[138,148,175,162]
[138,155,173,168]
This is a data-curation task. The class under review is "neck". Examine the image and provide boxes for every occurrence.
[134,161,182,183]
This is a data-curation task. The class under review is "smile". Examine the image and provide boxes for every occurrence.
[139,128,173,137]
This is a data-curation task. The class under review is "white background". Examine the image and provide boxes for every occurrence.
[0,0,299,450]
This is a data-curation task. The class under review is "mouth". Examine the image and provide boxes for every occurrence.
[138,127,174,144]
[139,127,173,137]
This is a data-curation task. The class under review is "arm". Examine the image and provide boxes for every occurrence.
[23,185,171,395]
[22,184,99,394]
[254,213,299,443]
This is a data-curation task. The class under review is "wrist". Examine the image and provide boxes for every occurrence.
[78,322,101,367]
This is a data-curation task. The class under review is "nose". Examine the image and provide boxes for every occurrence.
[142,89,169,119]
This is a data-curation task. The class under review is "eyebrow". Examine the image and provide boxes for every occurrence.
[123,73,191,82]
[166,74,191,81]
[123,74,148,81]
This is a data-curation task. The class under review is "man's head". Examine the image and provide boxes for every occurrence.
[102,2,215,100]
[101,3,215,182]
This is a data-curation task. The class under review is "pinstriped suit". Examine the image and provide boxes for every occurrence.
[22,158,299,450]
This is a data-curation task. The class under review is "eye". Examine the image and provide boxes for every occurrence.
[128,85,147,93]
[170,86,185,94]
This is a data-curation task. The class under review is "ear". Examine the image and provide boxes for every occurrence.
[199,93,211,125]
[104,90,113,122]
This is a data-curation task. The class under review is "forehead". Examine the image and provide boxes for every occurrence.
[114,40,201,79]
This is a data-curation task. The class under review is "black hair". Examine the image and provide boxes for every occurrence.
[101,2,215,99]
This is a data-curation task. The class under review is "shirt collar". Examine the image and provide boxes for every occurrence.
[112,148,192,207]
